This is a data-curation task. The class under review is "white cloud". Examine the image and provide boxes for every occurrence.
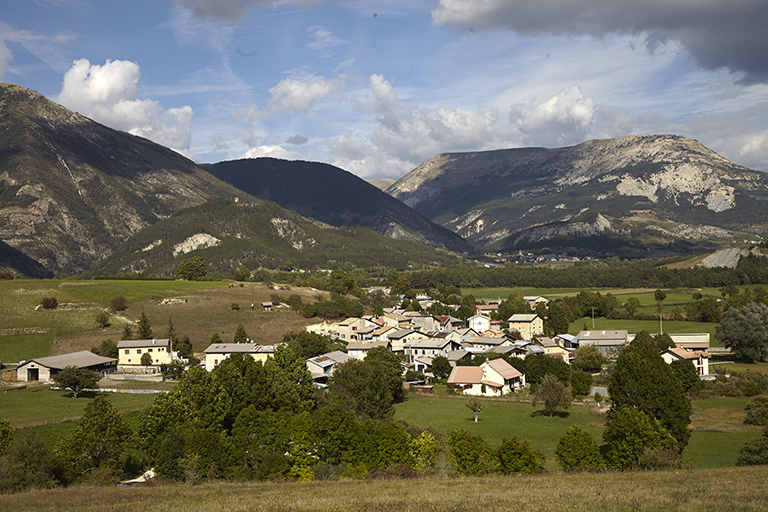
[0,40,12,79]
[240,144,306,160]
[57,58,194,156]
[509,85,598,147]
[240,72,345,120]
[307,25,347,54]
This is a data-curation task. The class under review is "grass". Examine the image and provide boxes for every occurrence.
[0,333,53,362]
[2,466,768,511]
[0,383,160,429]
[0,279,324,359]
[396,392,761,472]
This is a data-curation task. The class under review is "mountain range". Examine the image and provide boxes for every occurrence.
[2,82,768,278]
[387,134,768,258]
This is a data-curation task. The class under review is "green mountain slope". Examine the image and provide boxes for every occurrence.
[93,198,461,277]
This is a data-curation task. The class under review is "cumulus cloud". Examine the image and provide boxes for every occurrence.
[57,58,194,155]
[509,85,598,147]
[240,72,345,120]
[240,144,306,160]
[432,0,768,84]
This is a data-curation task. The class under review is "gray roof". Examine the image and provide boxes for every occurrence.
[21,350,116,370]
[508,314,539,322]
[204,343,276,354]
[117,339,171,349]
[577,330,628,345]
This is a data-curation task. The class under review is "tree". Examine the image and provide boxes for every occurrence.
[54,395,132,479]
[167,317,179,351]
[233,324,248,343]
[285,331,329,359]
[234,265,251,282]
[716,302,768,362]
[603,408,678,470]
[736,425,768,466]
[466,398,483,422]
[141,352,153,366]
[40,297,58,309]
[0,429,58,493]
[110,296,127,312]
[496,435,545,474]
[52,366,100,398]
[447,428,496,476]
[555,426,602,471]
[121,325,133,340]
[572,344,604,373]
[545,302,570,335]
[137,311,153,339]
[431,355,452,380]
[571,371,593,396]
[390,276,413,298]
[533,374,572,417]
[93,339,118,359]
[95,311,110,329]
[0,418,12,455]
[670,359,702,394]
[409,431,440,475]
[609,330,692,450]
[625,297,640,317]
[176,256,207,281]
[161,360,186,381]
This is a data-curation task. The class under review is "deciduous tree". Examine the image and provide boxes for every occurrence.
[533,374,572,417]
[431,355,452,380]
[52,366,100,398]
[447,428,496,476]
[716,302,768,362]
[176,256,207,281]
[555,426,602,471]
[497,435,545,474]
[603,408,678,470]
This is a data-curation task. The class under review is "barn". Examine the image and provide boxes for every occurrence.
[16,351,117,382]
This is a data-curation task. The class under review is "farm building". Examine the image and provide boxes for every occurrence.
[16,351,117,382]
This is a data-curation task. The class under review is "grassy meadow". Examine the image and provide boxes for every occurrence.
[2,467,768,512]
[0,279,324,362]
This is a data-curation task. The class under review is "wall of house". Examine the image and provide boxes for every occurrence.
[119,345,172,366]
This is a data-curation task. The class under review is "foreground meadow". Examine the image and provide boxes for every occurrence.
[2,466,767,512]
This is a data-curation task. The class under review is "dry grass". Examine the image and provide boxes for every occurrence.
[3,467,768,511]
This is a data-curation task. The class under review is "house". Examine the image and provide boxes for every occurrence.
[507,314,544,340]
[338,317,378,341]
[404,337,462,360]
[381,312,413,329]
[305,320,339,338]
[661,347,710,376]
[535,337,570,363]
[554,334,578,348]
[445,350,472,366]
[17,351,117,382]
[406,315,441,332]
[461,336,513,350]
[346,340,392,360]
[668,333,711,353]
[117,339,174,366]
[306,350,353,382]
[203,343,276,371]
[387,329,429,353]
[436,315,464,330]
[475,304,499,317]
[447,358,525,396]
[577,330,629,354]
[261,302,273,311]
[468,314,491,333]
[524,296,550,308]
[504,340,545,359]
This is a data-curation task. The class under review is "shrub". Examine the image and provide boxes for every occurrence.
[555,426,602,471]
[40,297,58,309]
[637,446,680,470]
[110,296,128,312]
[497,435,545,474]
[140,353,153,366]
[745,403,768,426]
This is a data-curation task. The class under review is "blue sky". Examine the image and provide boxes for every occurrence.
[2,0,767,179]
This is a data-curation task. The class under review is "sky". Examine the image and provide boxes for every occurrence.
[1,0,767,179]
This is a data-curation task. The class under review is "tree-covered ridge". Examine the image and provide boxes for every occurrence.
[91,198,461,278]
[406,253,768,290]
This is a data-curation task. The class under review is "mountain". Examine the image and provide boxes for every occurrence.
[202,158,472,253]
[0,83,246,276]
[93,197,461,277]
[387,134,768,257]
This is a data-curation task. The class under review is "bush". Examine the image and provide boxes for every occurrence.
[497,435,545,474]
[555,426,602,471]
[710,370,768,397]
[572,371,593,396]
[40,297,58,309]
[110,296,128,312]
[736,426,768,466]
[637,446,680,470]
[745,403,768,426]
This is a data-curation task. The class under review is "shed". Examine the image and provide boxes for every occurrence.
[17,351,117,382]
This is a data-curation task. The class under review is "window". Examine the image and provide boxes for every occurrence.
[124,349,130,354]
[137,349,142,354]
[148,348,153,352]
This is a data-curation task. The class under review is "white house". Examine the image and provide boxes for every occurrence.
[661,347,710,376]
[508,314,544,340]
[203,343,276,371]
[447,359,525,396]
[468,314,491,333]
